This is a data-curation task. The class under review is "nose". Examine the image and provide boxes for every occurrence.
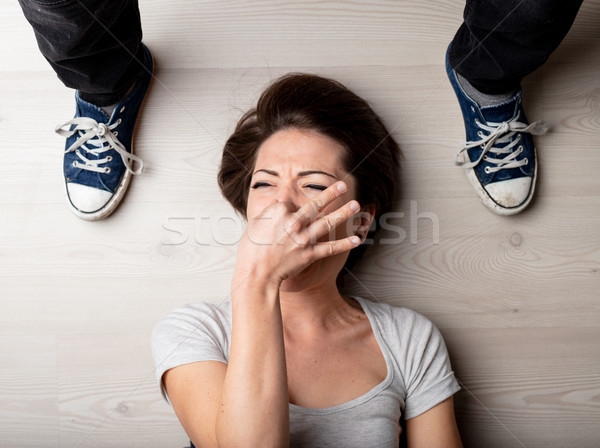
[275,184,301,212]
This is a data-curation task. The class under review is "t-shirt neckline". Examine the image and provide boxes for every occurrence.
[289,296,394,415]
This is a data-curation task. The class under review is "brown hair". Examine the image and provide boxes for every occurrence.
[218,73,400,282]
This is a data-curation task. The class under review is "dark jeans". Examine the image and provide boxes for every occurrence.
[18,0,144,106]
[19,0,583,103]
[449,0,584,94]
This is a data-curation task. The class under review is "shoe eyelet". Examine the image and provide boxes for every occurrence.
[523,158,528,164]
[477,131,483,137]
[474,119,480,125]
[116,119,122,126]
[518,145,524,153]
[484,167,491,174]
[120,106,126,113]
[113,131,118,137]
[72,161,77,167]
[471,106,476,113]
[104,167,111,174]
[106,156,113,162]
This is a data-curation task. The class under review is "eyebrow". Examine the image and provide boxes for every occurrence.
[253,169,338,180]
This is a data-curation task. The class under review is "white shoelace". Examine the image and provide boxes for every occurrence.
[55,117,144,175]
[454,111,549,174]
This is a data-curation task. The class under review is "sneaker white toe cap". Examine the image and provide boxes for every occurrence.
[484,177,532,208]
[67,183,113,213]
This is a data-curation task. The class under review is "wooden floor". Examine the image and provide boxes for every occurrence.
[1,1,599,447]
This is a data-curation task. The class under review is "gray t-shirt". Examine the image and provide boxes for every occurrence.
[151,296,460,447]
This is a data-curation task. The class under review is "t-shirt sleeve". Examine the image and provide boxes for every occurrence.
[151,302,230,403]
[397,310,460,420]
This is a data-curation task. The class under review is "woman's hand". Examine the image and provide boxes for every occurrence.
[233,180,361,287]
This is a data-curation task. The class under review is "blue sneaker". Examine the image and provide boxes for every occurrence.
[55,43,153,221]
[445,46,548,215]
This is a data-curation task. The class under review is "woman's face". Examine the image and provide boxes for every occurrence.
[246,128,359,291]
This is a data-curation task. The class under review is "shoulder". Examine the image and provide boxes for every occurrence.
[356,297,451,376]
[354,298,459,419]
[151,301,232,401]
[356,296,437,342]
[151,301,232,370]
[151,301,232,343]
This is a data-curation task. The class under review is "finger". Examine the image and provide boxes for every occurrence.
[295,181,349,223]
[305,200,360,243]
[311,235,362,260]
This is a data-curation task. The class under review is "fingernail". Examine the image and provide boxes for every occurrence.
[349,201,360,211]
[351,236,361,245]
[337,182,347,192]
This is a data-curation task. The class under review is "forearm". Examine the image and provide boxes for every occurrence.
[216,278,289,448]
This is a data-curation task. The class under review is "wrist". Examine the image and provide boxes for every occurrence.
[231,270,281,301]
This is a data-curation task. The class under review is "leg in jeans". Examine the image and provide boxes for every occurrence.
[449,0,584,94]
[445,0,583,215]
[18,0,144,106]
[18,0,153,221]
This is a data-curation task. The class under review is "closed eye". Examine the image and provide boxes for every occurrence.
[251,182,272,189]
[306,184,327,191]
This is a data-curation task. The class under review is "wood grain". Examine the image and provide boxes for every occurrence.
[1,0,599,447]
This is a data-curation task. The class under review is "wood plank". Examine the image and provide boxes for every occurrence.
[57,332,187,448]
[446,327,600,448]
[1,0,599,446]
[0,335,59,447]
